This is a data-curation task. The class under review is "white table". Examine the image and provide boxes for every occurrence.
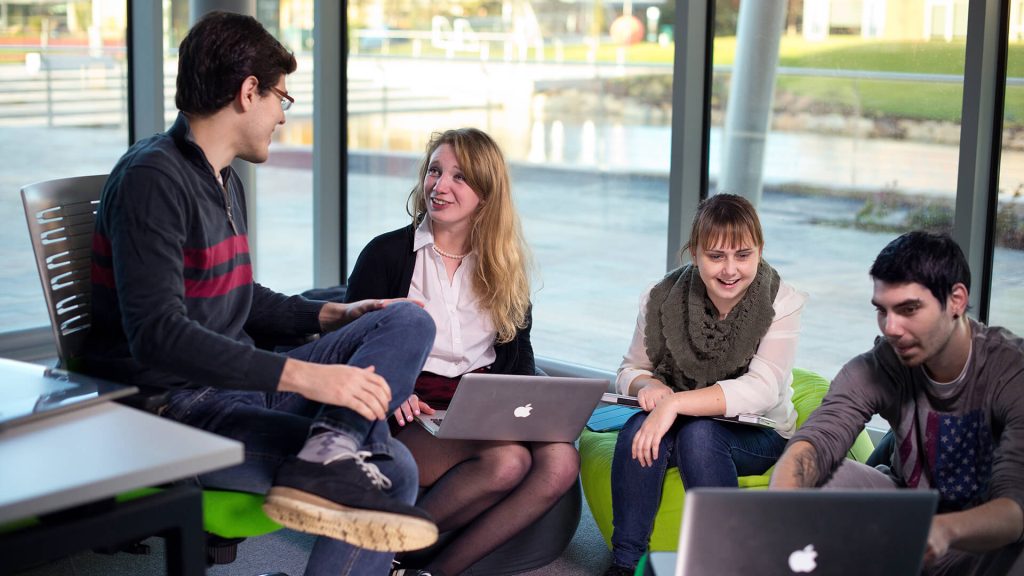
[0,401,243,575]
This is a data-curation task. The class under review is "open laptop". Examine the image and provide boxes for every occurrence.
[413,373,608,441]
[0,357,136,431]
[648,488,937,576]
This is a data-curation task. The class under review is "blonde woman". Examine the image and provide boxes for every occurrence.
[346,128,577,576]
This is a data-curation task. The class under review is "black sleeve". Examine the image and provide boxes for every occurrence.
[493,305,536,376]
[245,283,325,339]
[346,228,412,302]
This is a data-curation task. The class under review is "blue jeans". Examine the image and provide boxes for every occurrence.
[163,303,435,576]
[609,412,787,568]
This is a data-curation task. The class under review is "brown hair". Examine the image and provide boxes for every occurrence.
[683,193,764,260]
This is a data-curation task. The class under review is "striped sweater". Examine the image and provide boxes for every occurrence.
[82,113,323,393]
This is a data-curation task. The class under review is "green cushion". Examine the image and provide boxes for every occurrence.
[579,368,875,551]
[202,490,280,538]
[0,488,277,540]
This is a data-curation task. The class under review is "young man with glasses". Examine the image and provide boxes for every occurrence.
[82,11,438,574]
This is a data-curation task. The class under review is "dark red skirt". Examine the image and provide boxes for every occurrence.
[415,366,490,409]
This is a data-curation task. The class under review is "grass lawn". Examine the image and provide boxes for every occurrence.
[355,34,1024,124]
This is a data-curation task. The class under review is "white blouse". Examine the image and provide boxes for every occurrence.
[616,280,808,438]
[409,219,497,378]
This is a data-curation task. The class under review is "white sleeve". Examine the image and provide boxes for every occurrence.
[718,282,807,417]
[616,286,657,395]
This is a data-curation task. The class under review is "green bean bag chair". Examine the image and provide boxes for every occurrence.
[579,368,875,551]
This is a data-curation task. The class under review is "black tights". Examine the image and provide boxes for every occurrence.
[394,424,580,575]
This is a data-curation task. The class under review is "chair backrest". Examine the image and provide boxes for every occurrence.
[21,175,107,366]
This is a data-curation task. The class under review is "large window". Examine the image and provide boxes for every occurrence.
[713,0,967,379]
[163,0,316,295]
[0,0,1017,381]
[0,0,128,334]
[991,23,1024,334]
[345,0,672,369]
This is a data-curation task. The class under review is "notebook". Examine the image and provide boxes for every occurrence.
[0,357,137,431]
[586,404,640,432]
[651,488,938,576]
[414,373,609,441]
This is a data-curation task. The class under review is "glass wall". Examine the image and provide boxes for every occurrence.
[162,0,316,295]
[990,24,1024,335]
[0,0,1017,380]
[713,0,967,379]
[345,0,672,369]
[0,0,128,333]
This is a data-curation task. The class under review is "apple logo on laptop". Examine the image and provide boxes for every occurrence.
[514,403,533,418]
[788,544,817,573]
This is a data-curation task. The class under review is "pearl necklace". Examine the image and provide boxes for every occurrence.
[432,244,468,260]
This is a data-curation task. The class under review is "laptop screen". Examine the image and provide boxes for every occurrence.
[675,488,937,576]
[0,357,136,431]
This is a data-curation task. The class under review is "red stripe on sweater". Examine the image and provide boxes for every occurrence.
[92,233,111,257]
[91,262,115,289]
[184,264,253,298]
[183,235,250,270]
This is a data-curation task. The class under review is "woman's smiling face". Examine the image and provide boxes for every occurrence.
[693,236,762,318]
[423,143,481,231]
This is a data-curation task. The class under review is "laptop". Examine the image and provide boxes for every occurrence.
[0,357,137,431]
[413,373,609,441]
[650,488,937,576]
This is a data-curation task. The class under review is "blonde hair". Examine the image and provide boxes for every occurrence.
[683,193,765,260]
[407,128,532,344]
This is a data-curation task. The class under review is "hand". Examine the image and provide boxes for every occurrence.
[319,298,425,332]
[393,393,435,426]
[631,398,679,467]
[279,359,392,421]
[923,514,955,567]
[637,379,674,412]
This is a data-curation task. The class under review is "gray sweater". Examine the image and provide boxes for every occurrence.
[792,319,1024,514]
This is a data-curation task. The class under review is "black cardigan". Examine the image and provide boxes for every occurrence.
[346,225,535,376]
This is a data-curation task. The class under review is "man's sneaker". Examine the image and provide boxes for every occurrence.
[263,451,438,552]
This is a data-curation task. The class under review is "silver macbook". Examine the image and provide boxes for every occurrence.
[0,357,137,431]
[414,373,609,441]
[654,488,937,576]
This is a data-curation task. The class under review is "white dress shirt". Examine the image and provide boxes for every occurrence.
[616,280,808,437]
[409,219,497,378]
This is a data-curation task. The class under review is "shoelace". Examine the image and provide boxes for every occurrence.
[325,450,393,490]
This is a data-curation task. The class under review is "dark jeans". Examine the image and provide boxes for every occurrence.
[609,412,787,568]
[163,303,435,576]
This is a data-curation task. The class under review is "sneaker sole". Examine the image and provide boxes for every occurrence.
[262,487,438,552]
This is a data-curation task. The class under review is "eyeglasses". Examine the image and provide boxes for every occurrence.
[268,85,294,112]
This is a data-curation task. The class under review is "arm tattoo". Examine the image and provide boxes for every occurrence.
[792,449,823,487]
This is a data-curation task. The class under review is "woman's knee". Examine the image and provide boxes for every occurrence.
[533,443,580,497]
[480,443,532,491]
[674,418,728,453]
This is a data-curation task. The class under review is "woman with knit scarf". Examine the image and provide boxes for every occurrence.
[603,194,807,576]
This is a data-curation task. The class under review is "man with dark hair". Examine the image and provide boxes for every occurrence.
[771,231,1024,575]
[83,11,437,573]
